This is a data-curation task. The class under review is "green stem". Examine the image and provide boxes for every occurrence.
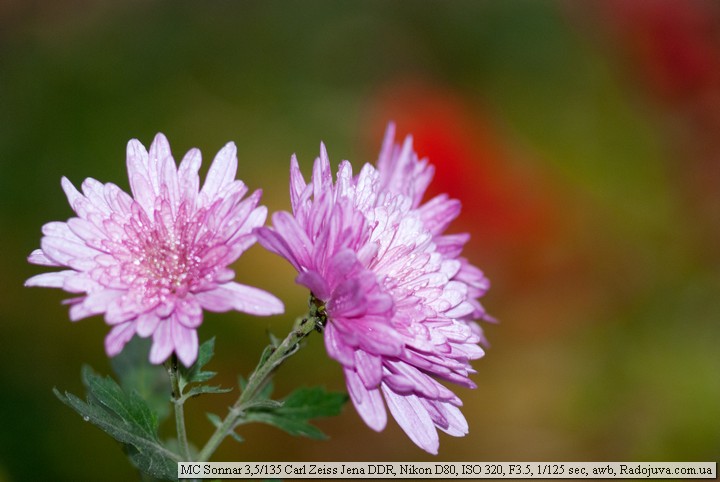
[196,312,320,462]
[165,354,192,462]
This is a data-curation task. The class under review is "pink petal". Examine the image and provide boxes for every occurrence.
[25,270,75,288]
[178,147,202,206]
[195,282,284,315]
[172,320,199,367]
[375,122,396,173]
[105,322,137,357]
[67,217,105,244]
[148,133,174,194]
[201,141,237,201]
[354,350,383,389]
[69,289,124,321]
[272,211,313,268]
[296,270,330,301]
[289,154,308,213]
[149,319,173,364]
[63,273,98,293]
[61,177,83,212]
[81,178,112,215]
[311,143,333,200]
[381,385,439,454]
[256,227,300,271]
[345,368,387,432]
[175,297,203,328]
[104,182,134,215]
[136,312,161,338]
[323,323,354,366]
[417,194,461,235]
[434,401,468,437]
[126,139,154,215]
[28,249,60,266]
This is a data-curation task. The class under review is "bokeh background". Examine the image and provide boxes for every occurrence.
[1,0,719,480]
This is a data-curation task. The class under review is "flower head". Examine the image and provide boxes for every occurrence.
[26,134,284,366]
[257,124,490,454]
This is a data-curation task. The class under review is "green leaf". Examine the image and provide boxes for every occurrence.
[110,337,170,423]
[243,386,348,440]
[81,365,158,437]
[54,366,178,480]
[185,384,232,399]
[207,413,244,443]
[279,387,348,420]
[254,344,277,374]
[242,411,328,439]
[206,412,223,428]
[179,338,217,391]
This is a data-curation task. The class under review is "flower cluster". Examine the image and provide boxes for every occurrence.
[27,126,491,454]
[26,134,283,366]
[257,124,490,454]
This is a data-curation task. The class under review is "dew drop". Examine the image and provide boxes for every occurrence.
[83,416,90,422]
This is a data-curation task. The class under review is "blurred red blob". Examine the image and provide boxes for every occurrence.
[365,80,561,261]
[600,0,720,102]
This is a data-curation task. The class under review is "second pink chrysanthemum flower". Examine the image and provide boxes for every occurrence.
[26,134,284,366]
[257,124,491,454]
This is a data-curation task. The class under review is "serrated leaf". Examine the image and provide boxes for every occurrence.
[179,338,217,390]
[185,385,232,398]
[110,337,170,424]
[242,411,328,440]
[243,386,348,440]
[277,387,348,420]
[82,365,158,437]
[54,374,178,480]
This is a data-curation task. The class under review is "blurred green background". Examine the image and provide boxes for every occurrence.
[1,0,719,480]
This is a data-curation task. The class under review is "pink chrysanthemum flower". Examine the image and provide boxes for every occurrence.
[26,133,284,366]
[257,124,491,454]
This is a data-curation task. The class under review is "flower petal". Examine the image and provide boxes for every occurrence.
[201,141,237,201]
[105,322,136,357]
[25,270,75,288]
[382,385,439,454]
[149,319,174,364]
[171,320,199,367]
[345,368,387,432]
[195,282,284,316]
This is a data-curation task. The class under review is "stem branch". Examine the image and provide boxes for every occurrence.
[196,313,319,462]
[165,354,192,461]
